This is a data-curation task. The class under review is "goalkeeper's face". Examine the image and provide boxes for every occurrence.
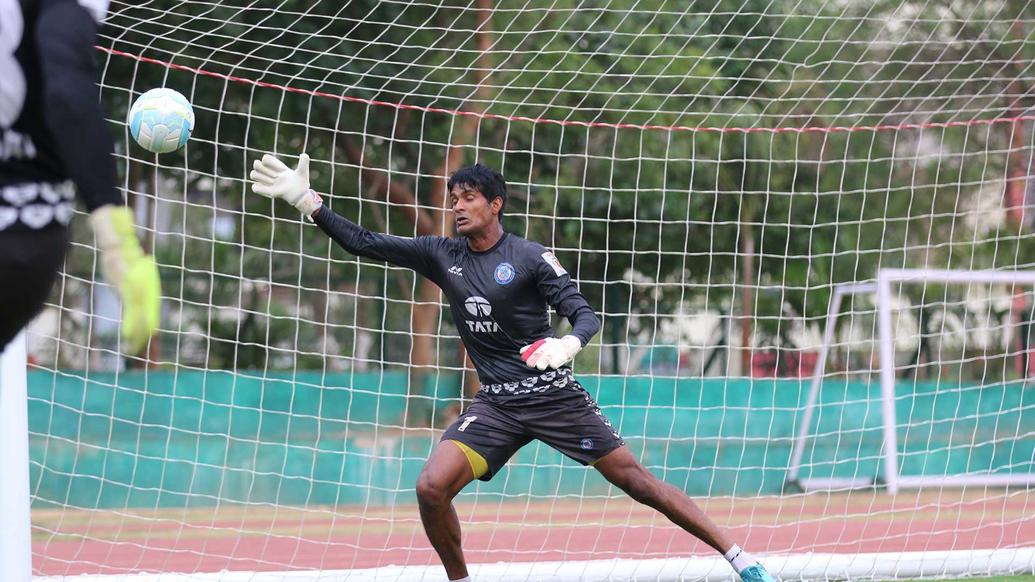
[450,185,501,236]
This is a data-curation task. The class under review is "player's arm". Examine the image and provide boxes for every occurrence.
[36,0,121,211]
[36,0,160,354]
[520,249,601,371]
[249,153,438,278]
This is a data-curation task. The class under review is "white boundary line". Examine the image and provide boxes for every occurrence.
[35,549,1035,581]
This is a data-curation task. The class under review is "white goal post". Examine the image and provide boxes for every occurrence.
[787,268,1035,494]
[0,332,31,582]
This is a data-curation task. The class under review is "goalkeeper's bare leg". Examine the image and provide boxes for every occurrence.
[416,441,477,582]
[594,445,777,582]
[594,445,733,551]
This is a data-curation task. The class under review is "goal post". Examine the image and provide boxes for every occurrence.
[786,281,877,491]
[788,268,1035,494]
[0,332,31,582]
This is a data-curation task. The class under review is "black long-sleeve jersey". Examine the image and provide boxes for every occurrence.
[313,206,601,388]
[0,0,122,232]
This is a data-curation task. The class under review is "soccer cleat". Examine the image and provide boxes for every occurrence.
[740,564,777,582]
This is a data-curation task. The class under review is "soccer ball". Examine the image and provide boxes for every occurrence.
[127,88,195,154]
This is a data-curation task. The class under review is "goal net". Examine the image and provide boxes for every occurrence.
[13,1,1035,580]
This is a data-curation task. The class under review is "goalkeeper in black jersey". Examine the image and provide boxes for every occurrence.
[0,0,160,353]
[251,154,778,582]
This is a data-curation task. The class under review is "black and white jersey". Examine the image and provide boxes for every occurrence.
[0,0,120,232]
[313,206,601,390]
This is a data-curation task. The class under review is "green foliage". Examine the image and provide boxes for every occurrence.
[87,0,1032,371]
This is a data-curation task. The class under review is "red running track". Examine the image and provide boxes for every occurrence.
[33,491,1034,576]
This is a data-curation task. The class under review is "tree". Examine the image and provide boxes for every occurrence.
[85,0,1033,390]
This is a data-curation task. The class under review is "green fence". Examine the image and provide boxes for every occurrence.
[26,370,1034,508]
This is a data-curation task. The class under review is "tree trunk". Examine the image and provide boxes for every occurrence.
[410,0,494,423]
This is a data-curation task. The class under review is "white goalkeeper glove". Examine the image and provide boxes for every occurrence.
[519,335,583,371]
[89,205,161,355]
[249,153,323,217]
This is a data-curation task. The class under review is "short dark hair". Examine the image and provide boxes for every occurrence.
[447,163,507,219]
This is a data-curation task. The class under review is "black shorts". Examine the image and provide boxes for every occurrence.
[442,368,625,481]
[0,227,69,350]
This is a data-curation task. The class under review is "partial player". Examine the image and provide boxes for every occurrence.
[250,153,778,582]
[0,0,160,353]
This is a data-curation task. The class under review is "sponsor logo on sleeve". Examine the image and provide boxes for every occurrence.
[541,251,567,276]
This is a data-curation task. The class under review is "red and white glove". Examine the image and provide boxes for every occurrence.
[520,335,583,371]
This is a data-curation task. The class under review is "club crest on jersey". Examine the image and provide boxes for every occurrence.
[494,262,515,285]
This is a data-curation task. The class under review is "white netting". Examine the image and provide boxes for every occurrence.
[20,1,1035,580]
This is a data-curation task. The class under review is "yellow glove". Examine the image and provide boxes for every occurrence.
[89,205,161,354]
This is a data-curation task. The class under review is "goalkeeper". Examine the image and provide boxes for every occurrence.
[0,0,160,353]
[251,154,777,582]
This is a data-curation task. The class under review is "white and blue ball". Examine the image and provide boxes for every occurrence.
[128,88,195,154]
